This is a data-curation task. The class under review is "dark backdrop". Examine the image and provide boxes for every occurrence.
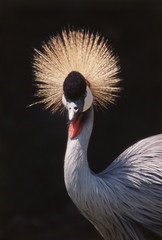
[1,0,162,239]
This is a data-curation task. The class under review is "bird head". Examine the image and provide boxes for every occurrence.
[62,71,93,138]
[32,29,120,138]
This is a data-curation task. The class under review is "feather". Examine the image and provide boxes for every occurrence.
[32,28,120,113]
[64,107,162,240]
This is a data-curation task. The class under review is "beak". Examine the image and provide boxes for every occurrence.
[67,99,84,121]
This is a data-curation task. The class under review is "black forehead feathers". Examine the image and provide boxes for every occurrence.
[63,71,87,100]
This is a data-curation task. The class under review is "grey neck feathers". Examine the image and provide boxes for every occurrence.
[64,106,162,240]
[64,107,94,203]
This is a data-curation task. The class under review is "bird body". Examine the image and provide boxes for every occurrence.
[64,107,162,240]
[32,29,162,240]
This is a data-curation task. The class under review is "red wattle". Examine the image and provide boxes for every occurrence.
[68,114,83,139]
[85,80,90,87]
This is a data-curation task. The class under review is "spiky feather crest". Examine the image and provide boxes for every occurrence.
[33,29,120,113]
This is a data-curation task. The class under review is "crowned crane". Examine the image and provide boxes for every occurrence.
[32,29,162,240]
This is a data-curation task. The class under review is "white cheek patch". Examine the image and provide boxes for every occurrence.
[83,86,93,112]
[62,94,68,109]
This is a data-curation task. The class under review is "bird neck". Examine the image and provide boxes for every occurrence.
[64,107,94,201]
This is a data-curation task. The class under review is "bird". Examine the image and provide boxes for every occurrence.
[32,28,162,240]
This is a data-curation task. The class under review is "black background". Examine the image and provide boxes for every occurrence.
[1,0,162,239]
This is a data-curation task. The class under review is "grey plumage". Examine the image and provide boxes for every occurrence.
[64,107,162,240]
